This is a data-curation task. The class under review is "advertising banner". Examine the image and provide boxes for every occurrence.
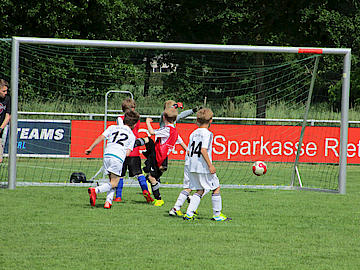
[4,119,71,157]
[70,120,360,164]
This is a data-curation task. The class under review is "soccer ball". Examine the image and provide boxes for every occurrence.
[252,161,267,176]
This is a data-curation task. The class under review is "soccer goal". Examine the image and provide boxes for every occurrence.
[4,37,350,193]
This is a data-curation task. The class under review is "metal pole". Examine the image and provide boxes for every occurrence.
[8,38,19,189]
[13,37,351,55]
[291,56,320,186]
[338,52,351,194]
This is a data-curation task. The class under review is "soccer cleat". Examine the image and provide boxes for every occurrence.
[193,210,199,217]
[104,201,112,209]
[169,208,183,217]
[211,213,232,221]
[113,197,122,202]
[183,214,195,221]
[153,199,164,207]
[143,190,154,203]
[88,187,97,206]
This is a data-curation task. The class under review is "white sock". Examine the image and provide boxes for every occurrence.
[212,193,222,216]
[174,190,189,210]
[106,188,115,204]
[185,193,201,217]
[95,183,112,194]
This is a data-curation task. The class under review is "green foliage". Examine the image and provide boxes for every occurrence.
[1,1,360,110]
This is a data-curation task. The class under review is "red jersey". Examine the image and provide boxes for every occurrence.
[119,115,140,157]
[155,125,179,167]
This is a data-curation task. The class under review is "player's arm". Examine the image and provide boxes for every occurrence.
[126,149,132,156]
[116,116,124,126]
[85,134,105,155]
[146,117,155,135]
[176,135,188,152]
[126,136,135,156]
[0,113,10,129]
[0,113,10,136]
[176,109,194,122]
[180,141,187,152]
[201,148,216,174]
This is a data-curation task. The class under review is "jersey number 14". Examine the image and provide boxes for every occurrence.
[189,141,202,157]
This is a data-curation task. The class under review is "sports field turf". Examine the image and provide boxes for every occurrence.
[1,166,359,269]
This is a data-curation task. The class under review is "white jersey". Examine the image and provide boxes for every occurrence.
[154,124,184,145]
[185,128,213,173]
[102,124,135,162]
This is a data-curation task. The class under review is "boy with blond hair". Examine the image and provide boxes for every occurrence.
[182,108,231,221]
[159,100,200,175]
[114,98,153,203]
[135,107,187,206]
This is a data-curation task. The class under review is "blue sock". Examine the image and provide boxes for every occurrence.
[116,178,124,198]
[137,175,148,192]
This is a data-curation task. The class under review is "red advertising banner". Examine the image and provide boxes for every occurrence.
[70,120,360,164]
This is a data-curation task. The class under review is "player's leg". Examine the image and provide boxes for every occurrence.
[133,137,149,148]
[148,174,163,206]
[88,156,122,207]
[127,156,153,202]
[138,174,154,203]
[159,156,168,172]
[114,179,123,202]
[184,190,204,220]
[169,189,191,217]
[104,173,121,209]
[209,175,231,221]
[140,139,163,206]
[183,172,204,220]
[88,180,112,207]
[170,166,192,216]
[114,158,128,202]
[0,130,4,163]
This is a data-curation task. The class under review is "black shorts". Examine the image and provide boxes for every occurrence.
[120,156,142,177]
[142,138,163,180]
[161,157,168,171]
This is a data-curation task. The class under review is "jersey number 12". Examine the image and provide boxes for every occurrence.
[111,132,128,146]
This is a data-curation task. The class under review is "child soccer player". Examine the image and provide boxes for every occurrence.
[135,107,187,207]
[114,98,153,203]
[182,108,231,221]
[85,110,139,209]
[159,100,200,172]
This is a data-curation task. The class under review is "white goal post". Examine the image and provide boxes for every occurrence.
[8,37,351,193]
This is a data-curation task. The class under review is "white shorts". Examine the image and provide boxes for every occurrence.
[183,165,220,191]
[103,155,124,176]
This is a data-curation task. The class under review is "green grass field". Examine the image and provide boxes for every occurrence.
[1,166,359,269]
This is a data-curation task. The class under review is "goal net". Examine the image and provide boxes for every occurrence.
[1,38,350,193]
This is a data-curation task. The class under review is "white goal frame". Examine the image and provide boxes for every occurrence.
[8,37,351,193]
